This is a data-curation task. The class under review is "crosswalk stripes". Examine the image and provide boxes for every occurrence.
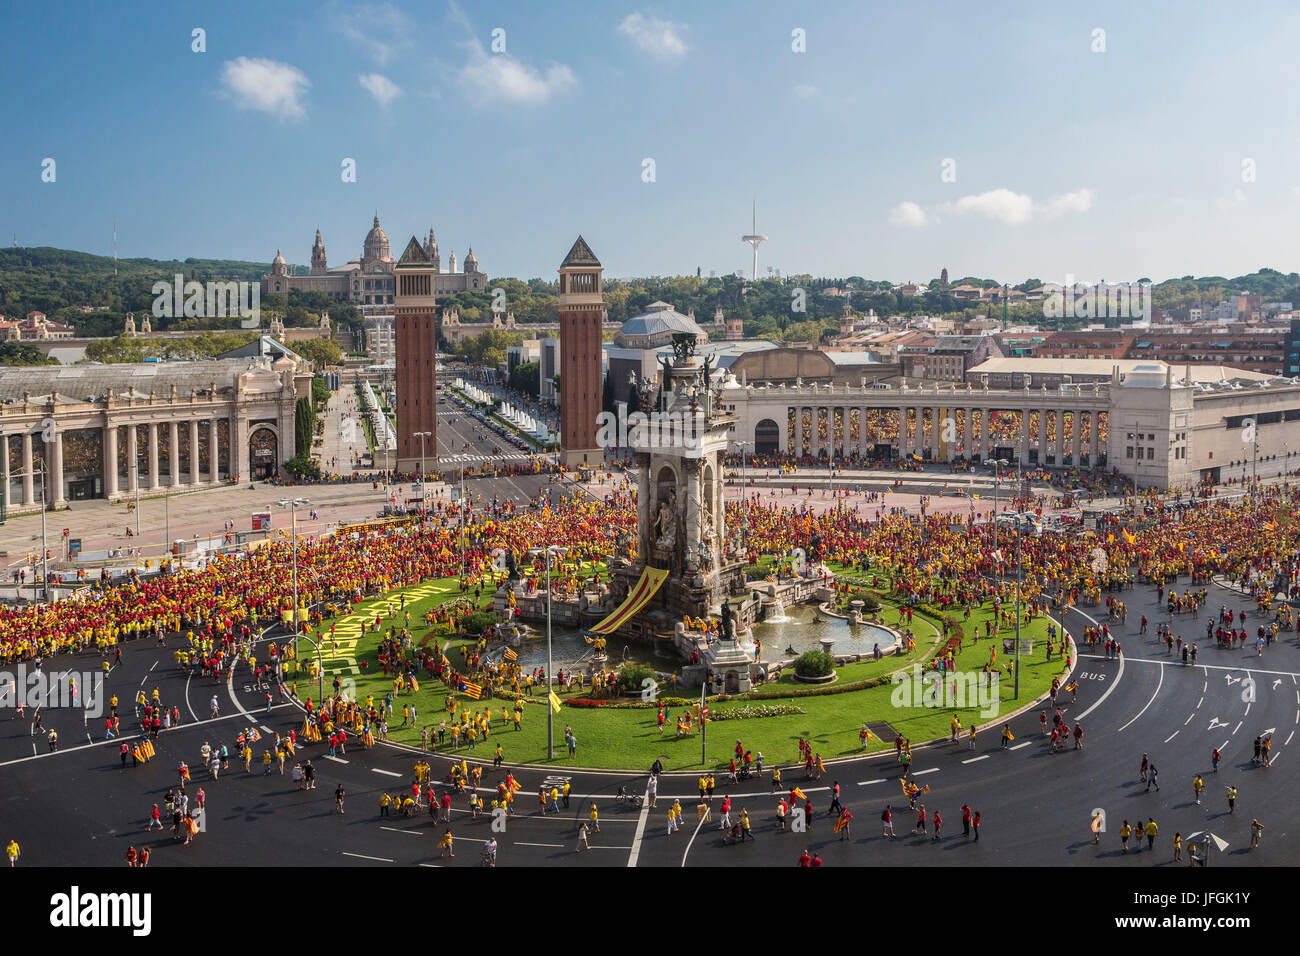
[438,453,532,464]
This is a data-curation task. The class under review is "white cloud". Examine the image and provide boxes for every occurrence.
[936,187,1095,225]
[1039,188,1095,219]
[952,188,1035,225]
[791,84,821,100]
[889,201,928,227]
[617,12,690,60]
[330,1,413,65]
[448,0,576,104]
[359,73,403,106]
[219,58,310,120]
[1217,188,1248,209]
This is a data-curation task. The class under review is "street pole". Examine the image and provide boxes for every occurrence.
[700,677,707,766]
[1014,459,1023,700]
[39,459,48,602]
[164,491,170,562]
[134,482,140,539]
[460,464,466,579]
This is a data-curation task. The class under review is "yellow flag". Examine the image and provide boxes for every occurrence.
[792,786,807,801]
[1123,529,1136,546]
[549,691,562,714]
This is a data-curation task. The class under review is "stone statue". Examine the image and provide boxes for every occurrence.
[698,540,714,572]
[720,599,735,642]
[655,500,676,548]
[505,550,519,582]
[670,332,696,365]
[659,354,674,391]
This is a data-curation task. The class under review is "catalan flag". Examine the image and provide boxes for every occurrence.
[792,786,807,802]
[504,647,518,662]
[549,691,562,714]
[460,680,482,700]
[1122,529,1136,546]
[862,727,877,741]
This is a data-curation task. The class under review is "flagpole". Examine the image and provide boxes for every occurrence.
[700,677,707,766]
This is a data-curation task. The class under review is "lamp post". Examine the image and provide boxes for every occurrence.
[0,430,6,527]
[529,544,567,759]
[731,440,753,557]
[276,497,309,660]
[414,431,431,513]
[986,458,1009,568]
[293,632,326,714]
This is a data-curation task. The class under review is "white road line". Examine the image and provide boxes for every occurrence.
[961,755,989,764]
[589,845,634,850]
[260,725,274,735]
[1010,741,1032,751]
[1245,703,1252,717]
[418,863,441,868]
[149,661,158,673]
[1080,654,1300,679]
[1117,661,1163,733]
[857,778,886,786]
[1074,651,1126,721]
[380,827,422,836]
[912,767,940,777]
[1288,731,1296,746]
[1197,697,1204,709]
[372,767,401,777]
[342,852,393,862]
[1184,713,1195,725]
[1270,754,1281,767]
[1232,721,1242,735]
[626,779,653,868]
[324,756,349,764]
[1164,731,1179,744]
[681,813,707,867]
[517,842,564,848]
[1219,739,1229,753]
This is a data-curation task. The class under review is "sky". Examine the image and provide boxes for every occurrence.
[4,0,1299,286]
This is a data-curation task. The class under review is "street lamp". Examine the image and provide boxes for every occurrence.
[986,458,1009,561]
[529,544,568,759]
[413,431,431,512]
[731,440,753,557]
[275,497,309,660]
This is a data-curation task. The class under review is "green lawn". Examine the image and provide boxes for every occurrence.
[306,562,1068,772]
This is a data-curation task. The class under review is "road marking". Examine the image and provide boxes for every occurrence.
[325,756,349,764]
[418,863,441,868]
[626,779,653,868]
[589,845,634,850]
[1073,651,1126,721]
[1185,713,1195,726]
[380,827,422,836]
[681,814,707,867]
[1197,697,1204,709]
[1117,661,1163,733]
[372,768,401,777]
[1220,739,1229,753]
[912,767,940,777]
[341,852,393,862]
[1080,654,1300,679]
[260,725,274,735]
[1010,741,1032,751]
[1232,721,1242,735]
[961,755,988,764]
[1164,731,1179,744]
[149,661,158,673]
[517,842,564,848]
[1288,731,1296,746]
[856,778,886,786]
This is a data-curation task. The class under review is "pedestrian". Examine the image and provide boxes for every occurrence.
[972,811,980,842]
[1120,820,1131,852]
[1173,832,1182,863]
[1250,818,1264,849]
[1145,817,1157,851]
[961,804,971,838]
[881,804,894,837]
[932,809,942,842]
[1139,752,1148,782]
[576,821,590,853]
[1226,785,1236,813]
[5,839,17,867]
[1193,773,1203,804]
[1145,764,1159,792]
[1211,748,1221,773]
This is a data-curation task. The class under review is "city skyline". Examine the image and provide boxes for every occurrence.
[4,1,1300,286]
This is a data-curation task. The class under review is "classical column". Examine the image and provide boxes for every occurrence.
[1071,411,1082,464]
[147,422,160,490]
[226,416,237,479]
[189,420,201,485]
[208,417,219,483]
[1,434,9,514]
[1090,412,1102,463]
[48,428,64,508]
[21,432,34,506]
[979,408,990,460]
[962,407,973,461]
[127,424,139,493]
[792,407,802,456]
[168,421,180,487]
[1019,410,1031,465]
[103,424,119,499]
[235,416,250,483]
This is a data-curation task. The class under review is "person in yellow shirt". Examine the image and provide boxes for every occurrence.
[5,840,18,867]
[588,802,600,833]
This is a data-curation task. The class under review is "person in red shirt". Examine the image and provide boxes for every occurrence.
[810,852,823,867]
[125,845,138,867]
[972,811,981,842]
[932,810,942,841]
[961,804,972,838]
[798,849,811,867]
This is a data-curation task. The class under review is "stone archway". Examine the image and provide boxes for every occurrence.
[754,418,780,455]
[249,426,279,480]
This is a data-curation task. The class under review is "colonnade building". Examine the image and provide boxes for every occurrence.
[0,357,311,511]
[716,358,1300,490]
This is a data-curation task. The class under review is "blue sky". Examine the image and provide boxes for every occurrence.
[4,0,1299,284]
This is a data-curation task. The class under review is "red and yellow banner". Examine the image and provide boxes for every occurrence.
[588,567,669,635]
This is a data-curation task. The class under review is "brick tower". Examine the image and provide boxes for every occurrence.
[394,236,438,474]
[558,235,604,467]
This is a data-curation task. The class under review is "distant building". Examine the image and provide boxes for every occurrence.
[261,216,487,312]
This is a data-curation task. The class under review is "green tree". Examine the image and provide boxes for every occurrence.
[509,360,540,397]
[293,337,343,369]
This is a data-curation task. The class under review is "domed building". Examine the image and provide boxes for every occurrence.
[614,301,708,349]
[261,215,488,312]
